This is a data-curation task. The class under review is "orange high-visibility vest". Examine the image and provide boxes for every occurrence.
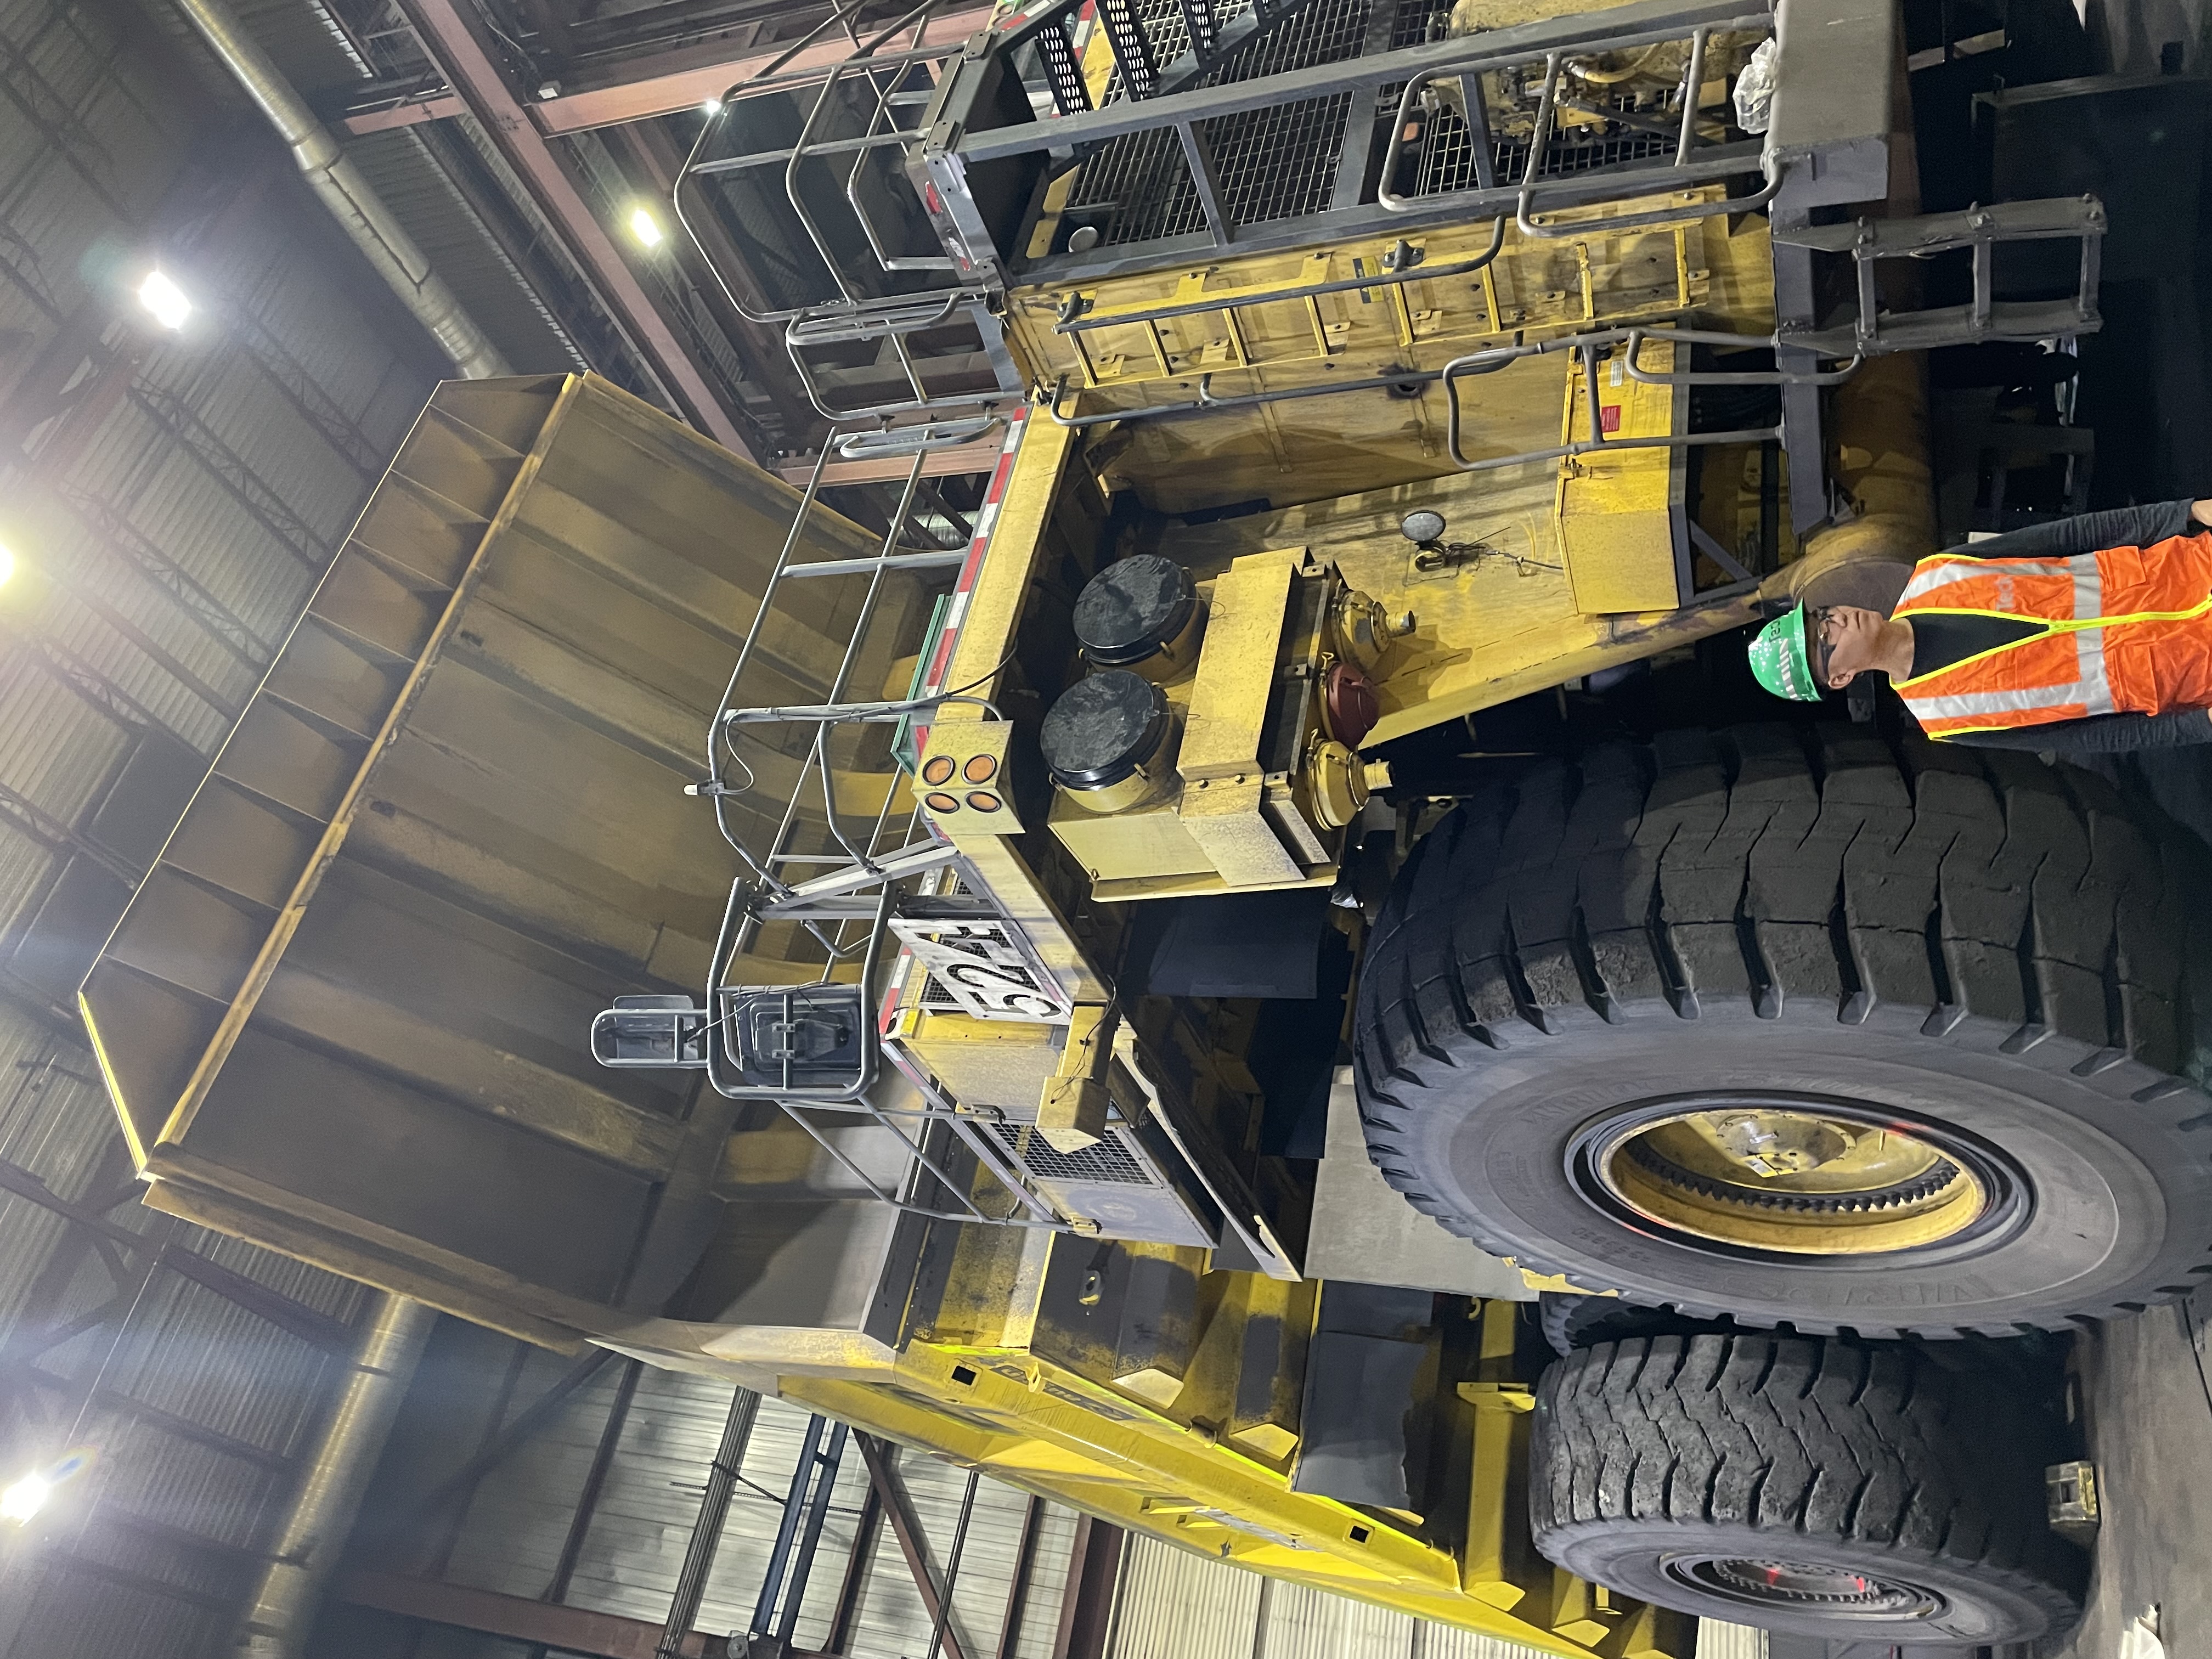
[1894,533,2212,738]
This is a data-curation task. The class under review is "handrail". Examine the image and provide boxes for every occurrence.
[1051,219,1507,334]
[1375,12,1773,215]
[1045,325,1854,426]
[1442,334,1781,469]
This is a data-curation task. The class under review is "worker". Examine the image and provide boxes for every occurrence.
[1748,498,2212,751]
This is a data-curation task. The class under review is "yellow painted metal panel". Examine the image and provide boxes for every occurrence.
[80,372,897,1346]
[1557,342,1684,614]
[1180,554,1295,782]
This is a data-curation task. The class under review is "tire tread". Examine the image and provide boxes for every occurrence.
[1531,1335,2081,1631]
[1355,727,2212,1333]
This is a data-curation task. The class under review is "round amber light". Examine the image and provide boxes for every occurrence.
[966,791,1003,812]
[921,755,956,786]
[962,753,998,783]
[924,792,961,812]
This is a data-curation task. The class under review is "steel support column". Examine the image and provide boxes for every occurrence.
[855,1433,969,1659]
[521,1355,646,1659]
[825,1480,883,1655]
[995,1495,1046,1659]
[389,0,756,456]
[1051,1516,1124,1659]
[336,1571,787,1659]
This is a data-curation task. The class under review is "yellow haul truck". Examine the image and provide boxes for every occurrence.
[80,0,2201,1650]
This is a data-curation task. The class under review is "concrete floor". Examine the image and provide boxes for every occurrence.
[2055,1289,2212,1659]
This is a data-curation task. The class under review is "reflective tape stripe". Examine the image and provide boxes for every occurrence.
[1908,680,2092,720]
[1900,556,2081,608]
[1926,704,2091,737]
[2073,554,2102,622]
[2072,623,2117,714]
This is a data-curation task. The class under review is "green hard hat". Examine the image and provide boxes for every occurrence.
[1748,604,1822,702]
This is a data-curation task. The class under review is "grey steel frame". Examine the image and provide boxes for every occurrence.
[1773,194,2107,354]
[1371,13,1781,238]
[922,0,1780,284]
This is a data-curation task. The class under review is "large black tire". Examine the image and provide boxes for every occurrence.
[1530,1334,2083,1646]
[1355,725,2212,1336]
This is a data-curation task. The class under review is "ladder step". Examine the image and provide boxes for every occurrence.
[787,296,968,346]
[781,549,968,580]
[758,842,962,917]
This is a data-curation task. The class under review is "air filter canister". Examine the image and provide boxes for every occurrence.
[1040,669,1178,814]
[1073,555,1202,680]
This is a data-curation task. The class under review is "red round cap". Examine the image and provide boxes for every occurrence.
[1323,661,1380,748]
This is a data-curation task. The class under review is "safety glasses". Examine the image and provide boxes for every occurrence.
[1809,606,1839,684]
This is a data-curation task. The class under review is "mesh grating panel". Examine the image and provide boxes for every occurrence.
[1390,0,1450,49]
[995,1122,1161,1185]
[1423,99,1674,194]
[1068,0,1376,246]
[1059,0,1695,256]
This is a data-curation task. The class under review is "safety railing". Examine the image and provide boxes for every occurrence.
[589,428,1073,1229]
[927,0,1779,282]
[672,0,1024,421]
[1773,195,2107,356]
[1045,322,1854,428]
[1374,12,1778,239]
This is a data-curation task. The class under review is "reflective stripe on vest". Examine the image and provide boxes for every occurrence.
[1893,545,2212,737]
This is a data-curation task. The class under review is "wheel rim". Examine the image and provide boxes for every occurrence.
[1667,1555,1945,1621]
[1568,1092,2029,1262]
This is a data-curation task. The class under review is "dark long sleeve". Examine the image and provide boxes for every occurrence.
[1955,500,2198,561]
[1944,709,2212,754]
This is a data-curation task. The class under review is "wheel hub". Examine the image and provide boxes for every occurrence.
[1671,1555,1942,1619]
[1572,1093,2024,1261]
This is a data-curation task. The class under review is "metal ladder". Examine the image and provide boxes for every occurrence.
[1773,195,2106,356]
[590,428,1069,1229]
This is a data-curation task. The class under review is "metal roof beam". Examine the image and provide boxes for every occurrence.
[331,4,996,137]
[399,1349,618,1523]
[334,1570,803,1658]
[0,1155,358,1356]
[388,0,758,457]
[12,1363,293,1472]
[855,1432,969,1659]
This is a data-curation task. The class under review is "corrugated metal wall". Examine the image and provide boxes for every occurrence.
[0,0,438,1650]
[360,1340,1765,1659]
[354,1329,1085,1659]
[1104,1533,1564,1659]
[1692,1621,1767,1659]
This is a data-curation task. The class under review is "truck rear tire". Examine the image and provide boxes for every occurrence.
[1355,725,2212,1336]
[1530,1334,2083,1646]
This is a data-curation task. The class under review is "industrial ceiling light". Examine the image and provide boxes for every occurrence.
[136,269,191,330]
[0,1473,51,1525]
[701,97,723,116]
[629,207,664,249]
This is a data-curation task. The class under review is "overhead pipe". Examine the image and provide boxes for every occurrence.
[169,0,510,379]
[657,1385,763,1659]
[230,1294,439,1659]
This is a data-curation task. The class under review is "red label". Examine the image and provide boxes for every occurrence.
[1600,404,1622,433]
